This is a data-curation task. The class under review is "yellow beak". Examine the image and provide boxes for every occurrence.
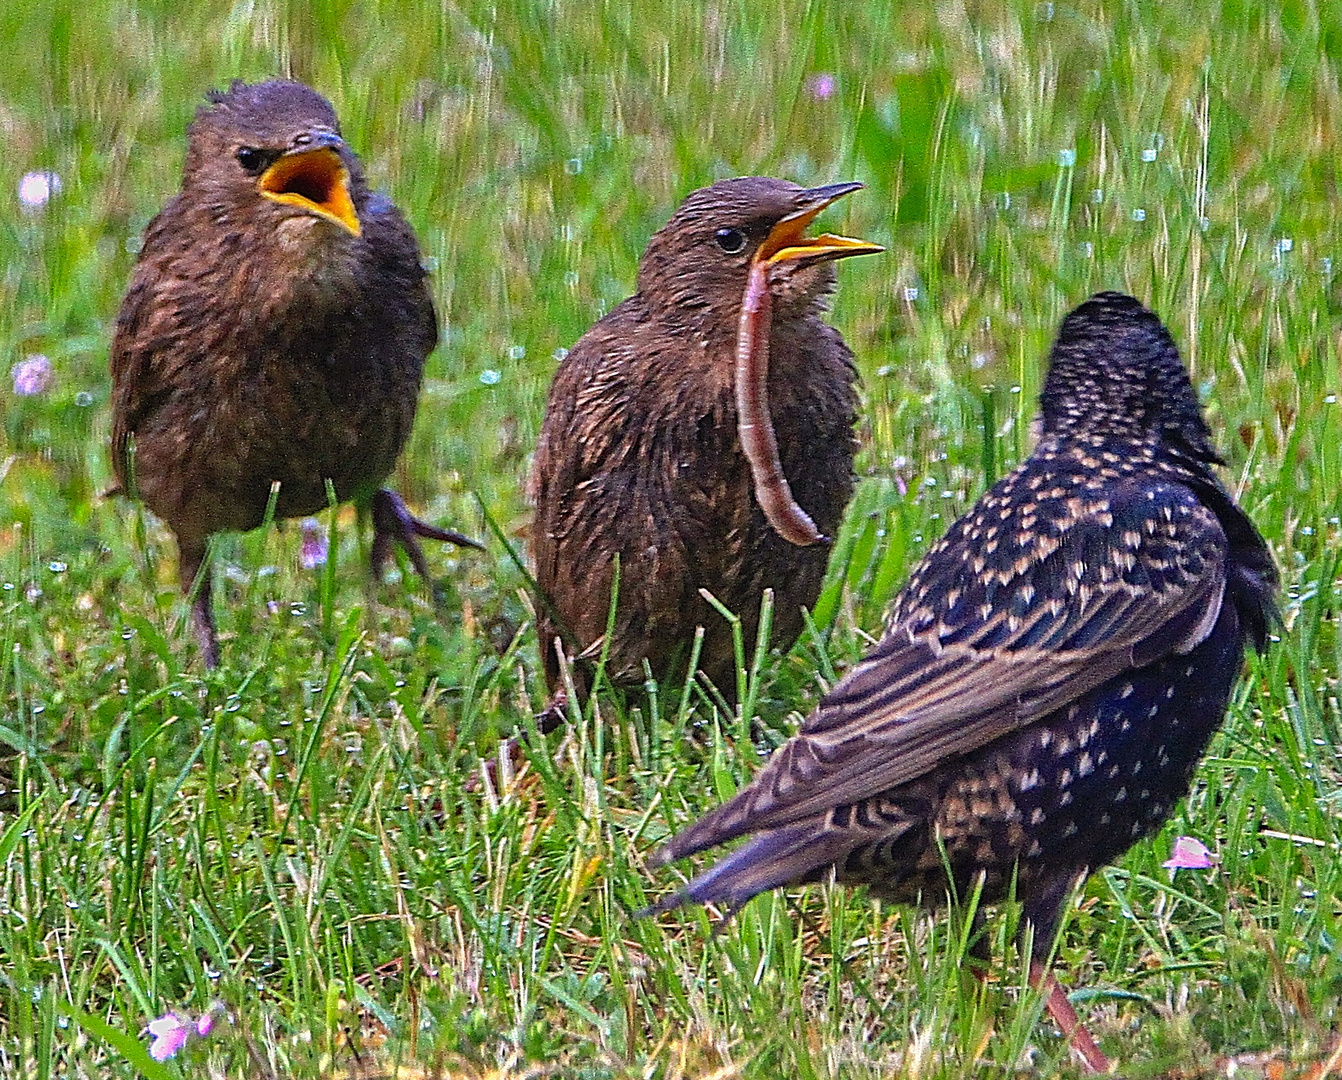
[755,182,883,267]
[258,147,361,237]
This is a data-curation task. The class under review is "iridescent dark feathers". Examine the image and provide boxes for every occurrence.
[651,292,1277,934]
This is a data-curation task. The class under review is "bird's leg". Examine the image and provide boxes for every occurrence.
[470,688,570,794]
[178,537,220,669]
[535,687,570,737]
[472,644,580,792]
[1022,872,1111,1073]
[1028,960,1111,1074]
[369,488,483,582]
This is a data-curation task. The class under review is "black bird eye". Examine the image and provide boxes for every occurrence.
[235,146,267,175]
[715,227,747,254]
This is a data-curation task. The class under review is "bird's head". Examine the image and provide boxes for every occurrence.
[636,178,882,320]
[183,79,364,241]
[1040,292,1221,463]
[634,178,880,548]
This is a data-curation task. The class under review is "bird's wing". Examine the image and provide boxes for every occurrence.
[108,196,233,490]
[658,473,1230,862]
[109,218,183,489]
[529,299,682,672]
[359,197,438,358]
[108,278,149,484]
[529,301,642,589]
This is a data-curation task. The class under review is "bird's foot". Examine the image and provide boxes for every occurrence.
[1029,960,1112,1074]
[370,488,483,582]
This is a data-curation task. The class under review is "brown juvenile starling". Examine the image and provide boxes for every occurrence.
[530,177,882,718]
[110,79,480,667]
[649,293,1277,1072]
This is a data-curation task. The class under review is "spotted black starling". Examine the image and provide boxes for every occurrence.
[110,80,480,667]
[649,292,1277,1072]
[531,178,882,720]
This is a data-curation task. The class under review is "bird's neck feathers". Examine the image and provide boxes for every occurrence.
[1037,294,1222,469]
[165,182,366,318]
[634,275,836,377]
[1039,356,1220,471]
[626,298,835,416]
[1039,396,1222,477]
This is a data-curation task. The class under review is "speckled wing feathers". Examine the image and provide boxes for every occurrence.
[656,468,1230,865]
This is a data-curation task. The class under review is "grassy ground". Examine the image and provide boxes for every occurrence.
[1,0,1340,1076]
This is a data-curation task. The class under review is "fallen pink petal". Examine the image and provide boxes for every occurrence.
[1163,835,1217,870]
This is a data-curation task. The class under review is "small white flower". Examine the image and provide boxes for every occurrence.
[18,171,61,209]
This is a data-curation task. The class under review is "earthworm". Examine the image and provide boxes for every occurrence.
[734,259,825,547]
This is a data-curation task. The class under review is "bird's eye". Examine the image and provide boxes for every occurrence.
[235,147,267,175]
[715,227,747,254]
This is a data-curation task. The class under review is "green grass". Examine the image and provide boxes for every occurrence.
[1,0,1340,1076]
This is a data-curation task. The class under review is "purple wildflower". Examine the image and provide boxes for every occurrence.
[146,1014,192,1062]
[807,72,837,101]
[12,354,52,396]
[1163,835,1216,870]
[145,1003,222,1061]
[299,518,329,569]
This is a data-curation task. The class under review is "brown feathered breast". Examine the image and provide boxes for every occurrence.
[530,178,880,704]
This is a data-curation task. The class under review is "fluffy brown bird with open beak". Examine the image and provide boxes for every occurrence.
[110,79,480,667]
[531,178,881,720]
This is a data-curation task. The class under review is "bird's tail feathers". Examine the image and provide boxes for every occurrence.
[642,821,874,918]
[650,792,757,869]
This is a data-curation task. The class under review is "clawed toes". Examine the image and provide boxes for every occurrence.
[370,488,483,581]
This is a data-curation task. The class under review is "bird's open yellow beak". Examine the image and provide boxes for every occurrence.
[755,182,883,267]
[258,148,361,237]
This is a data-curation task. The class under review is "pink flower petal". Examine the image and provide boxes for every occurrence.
[1163,835,1216,870]
[146,1014,192,1061]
